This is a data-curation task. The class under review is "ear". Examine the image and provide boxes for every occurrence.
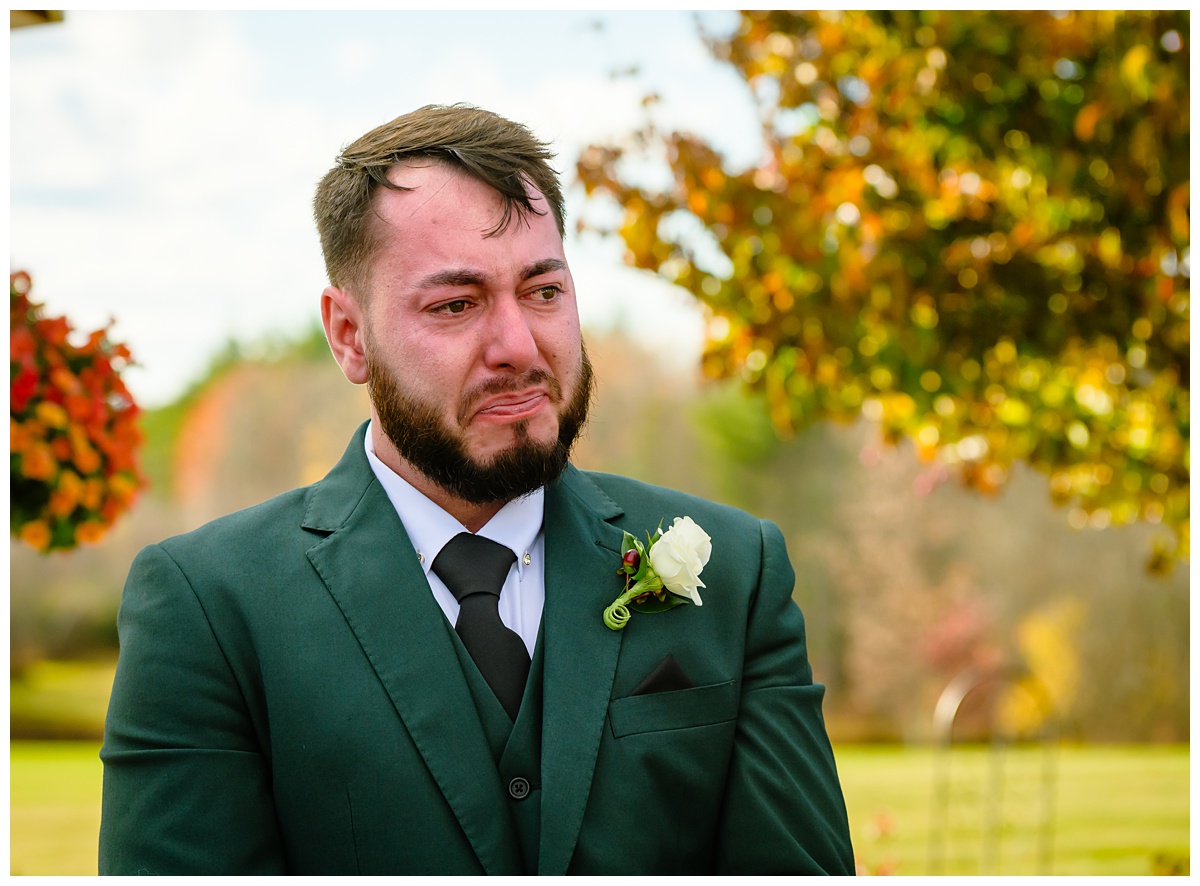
[321,285,369,385]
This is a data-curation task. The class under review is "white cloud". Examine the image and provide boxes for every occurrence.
[329,36,378,84]
[12,12,349,404]
[11,10,737,407]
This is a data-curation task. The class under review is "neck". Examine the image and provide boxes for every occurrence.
[421,488,505,534]
[370,422,506,533]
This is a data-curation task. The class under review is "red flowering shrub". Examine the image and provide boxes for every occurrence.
[10,271,145,551]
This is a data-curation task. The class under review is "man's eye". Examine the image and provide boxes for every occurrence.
[437,300,469,314]
[533,286,561,300]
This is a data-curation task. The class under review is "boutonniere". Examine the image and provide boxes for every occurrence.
[603,516,712,630]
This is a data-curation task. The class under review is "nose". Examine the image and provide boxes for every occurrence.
[482,295,538,374]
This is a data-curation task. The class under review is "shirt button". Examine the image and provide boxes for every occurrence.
[508,776,531,800]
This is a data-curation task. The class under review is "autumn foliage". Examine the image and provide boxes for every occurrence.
[10,271,145,552]
[578,10,1189,569]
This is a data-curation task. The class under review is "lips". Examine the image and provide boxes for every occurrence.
[471,389,550,422]
[458,370,564,427]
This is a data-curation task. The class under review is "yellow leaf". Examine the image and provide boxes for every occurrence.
[1120,44,1153,101]
[997,398,1032,426]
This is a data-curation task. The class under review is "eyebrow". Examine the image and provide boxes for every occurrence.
[521,258,568,280]
[416,258,568,291]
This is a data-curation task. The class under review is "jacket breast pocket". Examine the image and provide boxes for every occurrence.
[607,680,738,738]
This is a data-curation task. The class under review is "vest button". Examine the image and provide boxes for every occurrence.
[508,776,531,800]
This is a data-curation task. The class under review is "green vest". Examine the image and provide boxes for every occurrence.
[448,624,544,874]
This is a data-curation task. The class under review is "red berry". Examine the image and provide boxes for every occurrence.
[623,550,640,569]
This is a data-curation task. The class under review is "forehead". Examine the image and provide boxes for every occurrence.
[365,160,565,287]
[375,159,545,236]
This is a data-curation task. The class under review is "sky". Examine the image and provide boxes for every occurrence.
[10,9,762,407]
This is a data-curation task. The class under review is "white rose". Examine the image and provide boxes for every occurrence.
[648,516,712,606]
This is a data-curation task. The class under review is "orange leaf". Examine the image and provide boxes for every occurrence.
[1074,101,1103,141]
[18,520,52,552]
[22,442,57,481]
[76,521,108,545]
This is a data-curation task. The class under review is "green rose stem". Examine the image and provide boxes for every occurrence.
[603,575,663,631]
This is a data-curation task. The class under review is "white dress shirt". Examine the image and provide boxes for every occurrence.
[364,424,544,656]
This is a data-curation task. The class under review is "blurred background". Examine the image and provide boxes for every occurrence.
[10,9,1189,876]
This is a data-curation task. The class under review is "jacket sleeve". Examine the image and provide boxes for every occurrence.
[713,519,856,874]
[98,543,286,874]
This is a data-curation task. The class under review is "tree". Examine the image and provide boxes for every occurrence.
[577,10,1189,569]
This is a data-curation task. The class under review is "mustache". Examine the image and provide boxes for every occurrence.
[455,368,563,427]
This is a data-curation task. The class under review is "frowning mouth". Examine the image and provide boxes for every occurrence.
[473,390,549,420]
[458,371,563,427]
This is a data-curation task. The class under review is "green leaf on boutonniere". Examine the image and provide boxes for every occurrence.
[629,594,688,614]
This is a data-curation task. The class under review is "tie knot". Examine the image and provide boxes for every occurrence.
[431,532,517,604]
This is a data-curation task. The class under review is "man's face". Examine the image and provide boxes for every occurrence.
[358,161,591,504]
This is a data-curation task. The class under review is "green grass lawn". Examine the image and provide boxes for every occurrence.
[837,743,1190,875]
[10,739,1189,875]
[11,741,105,876]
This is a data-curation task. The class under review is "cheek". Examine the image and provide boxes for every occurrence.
[545,327,582,370]
[387,326,449,375]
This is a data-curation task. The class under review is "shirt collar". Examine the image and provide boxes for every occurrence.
[363,422,544,576]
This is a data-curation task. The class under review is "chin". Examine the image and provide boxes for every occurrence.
[471,419,558,459]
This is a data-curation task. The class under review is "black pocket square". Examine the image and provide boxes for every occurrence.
[631,654,695,696]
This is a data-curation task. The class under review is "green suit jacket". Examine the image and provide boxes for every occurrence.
[99,424,854,874]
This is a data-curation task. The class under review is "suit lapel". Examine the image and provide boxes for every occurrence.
[302,425,522,874]
[538,465,627,875]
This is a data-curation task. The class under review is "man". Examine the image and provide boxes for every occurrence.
[99,104,854,875]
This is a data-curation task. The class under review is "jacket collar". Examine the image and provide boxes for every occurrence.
[538,464,627,874]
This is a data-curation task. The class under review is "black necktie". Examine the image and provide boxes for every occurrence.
[432,532,530,720]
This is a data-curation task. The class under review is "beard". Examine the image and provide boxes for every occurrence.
[367,343,594,506]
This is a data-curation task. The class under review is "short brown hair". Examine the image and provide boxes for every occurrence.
[313,103,566,293]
